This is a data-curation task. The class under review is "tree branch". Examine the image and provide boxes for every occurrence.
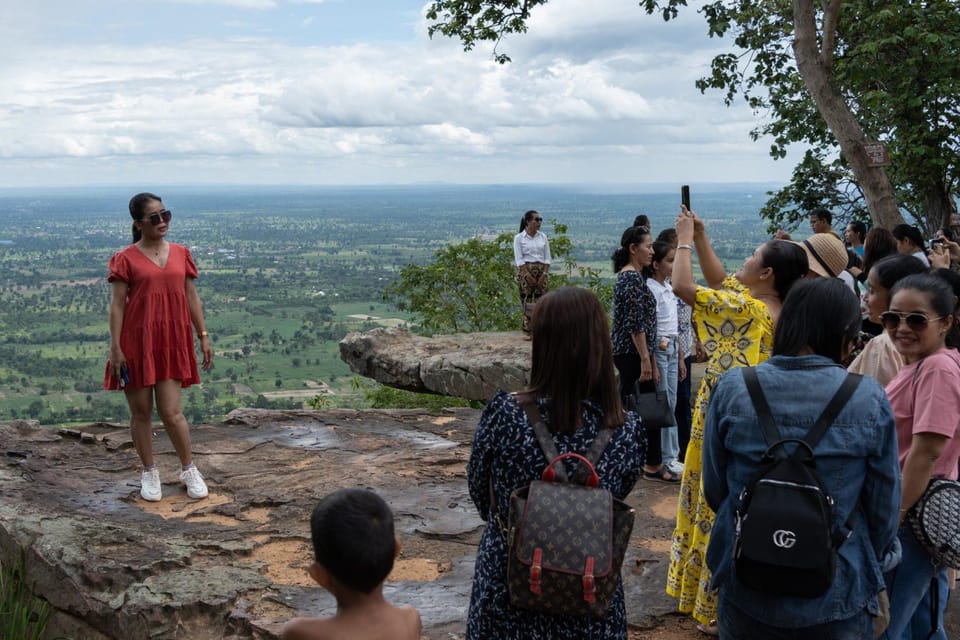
[820,0,842,70]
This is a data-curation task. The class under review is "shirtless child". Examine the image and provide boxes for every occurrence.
[282,488,422,640]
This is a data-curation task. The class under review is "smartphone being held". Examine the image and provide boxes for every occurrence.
[681,185,691,210]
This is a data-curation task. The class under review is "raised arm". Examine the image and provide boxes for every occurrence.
[688,208,727,288]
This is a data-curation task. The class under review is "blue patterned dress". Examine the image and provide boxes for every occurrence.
[466,391,645,639]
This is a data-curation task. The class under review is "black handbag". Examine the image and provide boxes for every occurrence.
[628,381,673,429]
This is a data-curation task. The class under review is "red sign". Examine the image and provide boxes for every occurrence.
[863,142,890,167]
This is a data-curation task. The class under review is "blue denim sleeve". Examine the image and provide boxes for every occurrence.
[861,388,901,562]
[702,372,733,513]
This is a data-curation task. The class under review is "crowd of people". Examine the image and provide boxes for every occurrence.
[104,193,960,639]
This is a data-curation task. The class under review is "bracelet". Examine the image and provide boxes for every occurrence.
[677,244,693,251]
[199,331,210,338]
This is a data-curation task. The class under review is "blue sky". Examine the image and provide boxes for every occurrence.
[0,0,801,188]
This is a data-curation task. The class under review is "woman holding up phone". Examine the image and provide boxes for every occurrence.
[104,192,212,503]
[666,206,809,633]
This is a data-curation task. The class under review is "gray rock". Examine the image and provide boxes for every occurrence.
[339,328,531,401]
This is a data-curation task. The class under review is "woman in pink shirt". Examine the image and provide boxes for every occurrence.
[881,274,960,639]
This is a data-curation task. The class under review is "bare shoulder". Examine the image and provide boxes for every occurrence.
[398,605,422,639]
[281,616,333,640]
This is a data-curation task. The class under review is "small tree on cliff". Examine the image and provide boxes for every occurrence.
[386,221,610,333]
[426,0,960,234]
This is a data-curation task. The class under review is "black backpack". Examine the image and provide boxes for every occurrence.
[734,367,862,598]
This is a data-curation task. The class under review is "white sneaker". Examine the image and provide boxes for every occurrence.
[667,459,685,475]
[140,469,162,502]
[180,466,208,499]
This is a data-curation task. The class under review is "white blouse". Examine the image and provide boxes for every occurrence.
[513,231,552,266]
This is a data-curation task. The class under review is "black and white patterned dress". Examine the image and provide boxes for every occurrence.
[466,391,645,639]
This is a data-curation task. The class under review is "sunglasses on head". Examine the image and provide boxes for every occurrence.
[880,310,944,331]
[142,209,172,225]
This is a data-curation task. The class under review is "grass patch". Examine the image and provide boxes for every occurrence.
[0,551,54,640]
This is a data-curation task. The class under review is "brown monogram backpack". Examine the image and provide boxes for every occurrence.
[501,399,635,618]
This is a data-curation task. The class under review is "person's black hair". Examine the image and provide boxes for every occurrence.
[933,268,960,350]
[128,192,162,243]
[939,227,956,242]
[633,214,650,230]
[809,207,832,225]
[870,254,927,290]
[862,227,898,278]
[642,240,675,278]
[773,278,860,363]
[847,220,866,243]
[760,240,809,301]
[890,273,955,318]
[611,226,651,273]
[891,224,926,252]
[519,210,539,233]
[310,488,396,594]
[656,227,677,245]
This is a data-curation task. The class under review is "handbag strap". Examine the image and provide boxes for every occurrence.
[742,367,862,455]
[520,397,614,484]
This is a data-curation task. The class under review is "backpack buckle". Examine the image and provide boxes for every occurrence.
[583,557,596,603]
[530,548,543,595]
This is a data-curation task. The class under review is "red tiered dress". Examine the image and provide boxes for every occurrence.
[102,243,201,390]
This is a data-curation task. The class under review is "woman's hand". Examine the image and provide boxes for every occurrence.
[200,337,213,371]
[679,356,687,382]
[652,359,661,387]
[930,243,951,269]
[639,354,654,382]
[109,344,127,379]
[675,206,696,243]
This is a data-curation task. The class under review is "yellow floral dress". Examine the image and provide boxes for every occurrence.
[666,276,773,624]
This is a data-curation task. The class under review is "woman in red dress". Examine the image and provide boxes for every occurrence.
[103,192,213,502]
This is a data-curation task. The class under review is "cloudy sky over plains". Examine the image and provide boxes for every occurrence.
[0,0,800,187]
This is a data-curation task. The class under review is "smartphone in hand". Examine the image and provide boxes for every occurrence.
[681,185,691,210]
[119,365,129,388]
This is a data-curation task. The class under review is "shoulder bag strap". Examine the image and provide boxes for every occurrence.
[520,398,568,482]
[801,373,863,451]
[742,367,781,449]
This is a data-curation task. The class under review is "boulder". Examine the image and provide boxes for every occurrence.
[339,328,531,401]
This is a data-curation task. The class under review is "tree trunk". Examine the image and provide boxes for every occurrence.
[924,179,958,236]
[792,0,903,229]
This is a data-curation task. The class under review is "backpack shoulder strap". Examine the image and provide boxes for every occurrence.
[520,398,568,482]
[801,373,863,451]
[742,367,781,449]
[570,427,614,484]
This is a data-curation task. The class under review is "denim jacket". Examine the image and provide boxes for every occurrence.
[702,355,901,627]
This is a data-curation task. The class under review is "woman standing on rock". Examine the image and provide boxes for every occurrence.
[667,206,808,634]
[466,286,644,639]
[514,210,552,336]
[104,192,211,502]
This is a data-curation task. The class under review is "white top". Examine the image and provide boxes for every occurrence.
[838,269,859,294]
[647,278,678,337]
[514,231,552,266]
[912,250,931,268]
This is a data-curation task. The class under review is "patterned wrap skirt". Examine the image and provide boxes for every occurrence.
[517,261,548,331]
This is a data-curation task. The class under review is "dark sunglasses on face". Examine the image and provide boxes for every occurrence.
[533,217,543,222]
[880,310,944,331]
[143,209,172,225]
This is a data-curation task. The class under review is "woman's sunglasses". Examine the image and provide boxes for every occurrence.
[880,310,944,331]
[142,210,172,225]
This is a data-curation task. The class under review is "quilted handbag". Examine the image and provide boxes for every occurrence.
[504,400,635,618]
[629,381,673,430]
[907,478,960,569]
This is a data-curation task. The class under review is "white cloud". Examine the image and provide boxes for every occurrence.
[0,0,797,186]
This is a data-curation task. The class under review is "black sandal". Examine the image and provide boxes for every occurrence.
[643,467,680,484]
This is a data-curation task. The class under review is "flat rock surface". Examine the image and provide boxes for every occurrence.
[0,410,690,640]
[339,328,531,400]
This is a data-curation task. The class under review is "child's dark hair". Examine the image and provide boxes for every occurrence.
[310,488,396,594]
[642,241,675,278]
[128,192,162,243]
[611,226,650,273]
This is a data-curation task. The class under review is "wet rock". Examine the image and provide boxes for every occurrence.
[339,328,531,400]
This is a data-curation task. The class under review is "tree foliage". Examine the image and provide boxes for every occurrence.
[385,222,610,333]
[427,0,960,234]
